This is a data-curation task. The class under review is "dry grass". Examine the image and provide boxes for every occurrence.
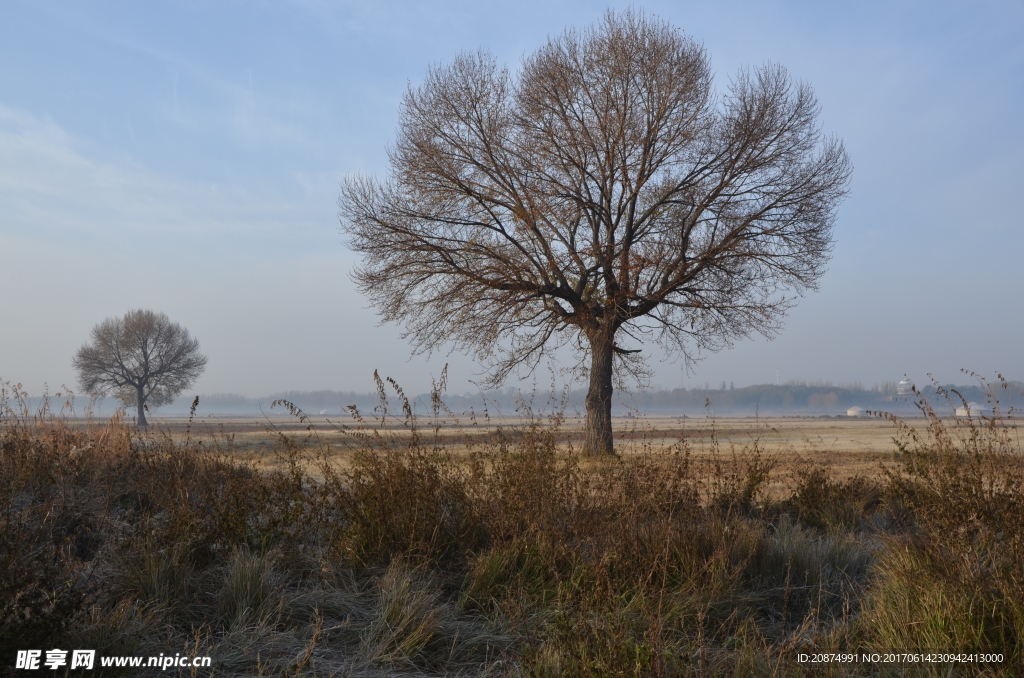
[103,413,902,482]
[2,377,1022,676]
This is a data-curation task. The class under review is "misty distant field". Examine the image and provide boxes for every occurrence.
[116,413,917,484]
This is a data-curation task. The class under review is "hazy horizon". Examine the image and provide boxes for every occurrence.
[14,379,1017,423]
[3,1,1022,397]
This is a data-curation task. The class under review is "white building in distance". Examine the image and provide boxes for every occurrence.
[955,402,989,417]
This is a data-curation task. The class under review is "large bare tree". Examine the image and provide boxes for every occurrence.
[338,11,851,454]
[73,309,207,426]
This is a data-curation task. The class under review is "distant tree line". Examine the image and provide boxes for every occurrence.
[39,380,1018,419]
[141,380,1024,417]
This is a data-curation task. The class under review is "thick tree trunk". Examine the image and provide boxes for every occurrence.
[584,329,615,456]
[136,384,148,426]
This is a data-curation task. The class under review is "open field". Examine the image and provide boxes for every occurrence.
[129,413,908,451]
[5,400,1023,676]
[120,413,927,482]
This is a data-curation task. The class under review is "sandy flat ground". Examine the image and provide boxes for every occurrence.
[132,412,912,447]
[117,411,940,481]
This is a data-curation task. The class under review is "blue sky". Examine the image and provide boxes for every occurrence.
[2,0,1022,397]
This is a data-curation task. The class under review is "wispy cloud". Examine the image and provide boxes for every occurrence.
[0,103,328,246]
[25,4,326,154]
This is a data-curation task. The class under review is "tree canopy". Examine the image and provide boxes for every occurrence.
[73,309,207,425]
[339,10,851,453]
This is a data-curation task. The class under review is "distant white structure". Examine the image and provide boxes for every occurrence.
[847,406,863,417]
[955,402,989,418]
[897,379,914,397]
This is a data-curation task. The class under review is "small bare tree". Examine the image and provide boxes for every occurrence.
[338,10,851,454]
[73,309,207,426]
